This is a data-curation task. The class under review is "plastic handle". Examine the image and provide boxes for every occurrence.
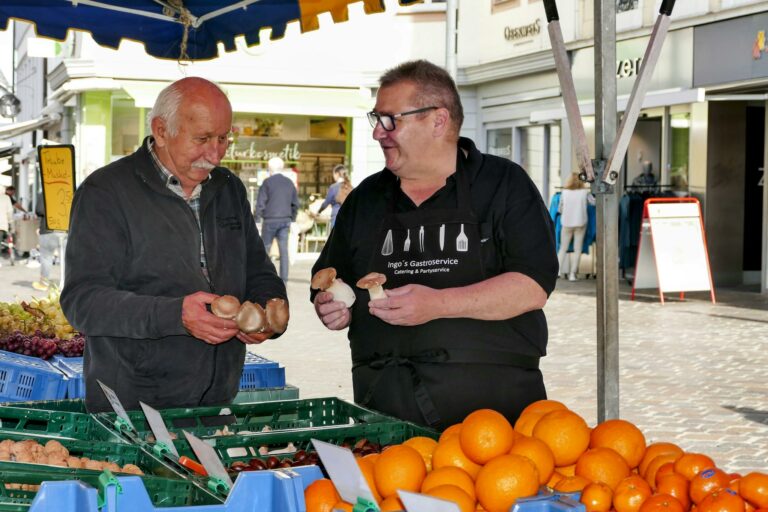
[152,441,172,457]
[543,0,559,21]
[178,456,208,476]
[96,469,122,510]
[207,476,231,495]
[659,0,675,16]
[113,417,133,433]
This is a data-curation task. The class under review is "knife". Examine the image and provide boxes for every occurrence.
[419,226,425,252]
[439,224,445,251]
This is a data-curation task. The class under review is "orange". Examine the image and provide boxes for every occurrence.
[426,484,476,512]
[740,473,768,509]
[576,447,632,490]
[532,409,591,466]
[380,495,405,511]
[460,409,516,465]
[404,436,439,472]
[590,419,647,469]
[547,471,565,489]
[656,472,691,511]
[305,478,342,512]
[646,454,684,488]
[373,444,426,498]
[509,435,556,485]
[613,475,653,512]
[356,455,382,504]
[440,423,463,442]
[519,399,569,416]
[558,464,577,476]
[432,434,483,480]
[674,453,716,481]
[698,489,746,512]
[656,463,678,485]
[422,466,476,500]
[640,443,684,478]
[514,400,568,437]
[475,454,540,512]
[554,475,592,492]
[639,494,686,512]
[691,468,732,504]
[333,502,353,512]
[581,482,615,512]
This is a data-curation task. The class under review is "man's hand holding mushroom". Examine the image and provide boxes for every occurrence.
[312,268,355,331]
[182,292,239,344]
[368,283,444,326]
[208,295,290,344]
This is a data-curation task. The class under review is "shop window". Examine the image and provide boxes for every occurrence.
[487,128,513,161]
[669,113,690,193]
[111,97,141,159]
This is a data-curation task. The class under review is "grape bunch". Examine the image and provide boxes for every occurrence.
[0,331,85,360]
[56,334,85,358]
[0,331,59,360]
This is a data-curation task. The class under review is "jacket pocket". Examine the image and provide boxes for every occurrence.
[217,216,242,230]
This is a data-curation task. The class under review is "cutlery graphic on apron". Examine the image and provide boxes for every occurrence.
[456,224,468,252]
[404,229,411,252]
[419,226,425,252]
[381,229,393,256]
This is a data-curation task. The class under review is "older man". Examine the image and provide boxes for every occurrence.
[62,77,287,412]
[312,60,558,429]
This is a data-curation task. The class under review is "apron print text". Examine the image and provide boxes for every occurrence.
[387,258,460,275]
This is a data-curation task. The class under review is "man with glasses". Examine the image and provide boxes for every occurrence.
[311,60,558,429]
[62,77,287,412]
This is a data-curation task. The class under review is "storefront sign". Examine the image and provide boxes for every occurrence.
[503,19,542,43]
[694,12,768,86]
[37,144,75,232]
[572,28,692,99]
[225,142,301,163]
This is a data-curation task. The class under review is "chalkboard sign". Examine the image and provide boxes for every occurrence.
[632,198,715,304]
[38,145,76,232]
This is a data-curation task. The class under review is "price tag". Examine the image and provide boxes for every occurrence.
[311,439,377,504]
[183,431,233,488]
[399,490,462,512]
[96,380,135,431]
[140,402,179,457]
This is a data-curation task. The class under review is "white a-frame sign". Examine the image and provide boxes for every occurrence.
[632,198,716,304]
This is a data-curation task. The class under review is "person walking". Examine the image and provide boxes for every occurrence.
[255,157,300,282]
[32,193,64,291]
[61,77,287,412]
[557,172,594,281]
[311,60,558,429]
[316,164,352,228]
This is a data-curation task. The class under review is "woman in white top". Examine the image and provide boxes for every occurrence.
[558,172,594,281]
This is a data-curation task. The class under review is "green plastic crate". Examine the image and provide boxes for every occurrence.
[0,405,121,442]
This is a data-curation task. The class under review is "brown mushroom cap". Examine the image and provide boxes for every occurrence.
[211,295,241,319]
[311,267,337,290]
[265,298,289,334]
[356,272,387,289]
[236,301,267,334]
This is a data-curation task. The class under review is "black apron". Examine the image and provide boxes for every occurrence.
[351,159,546,430]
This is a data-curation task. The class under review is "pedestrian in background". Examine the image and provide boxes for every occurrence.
[255,157,300,282]
[32,193,65,291]
[0,188,13,264]
[557,172,594,281]
[316,164,352,228]
[4,186,26,213]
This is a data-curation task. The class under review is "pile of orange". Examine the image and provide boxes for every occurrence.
[304,400,768,512]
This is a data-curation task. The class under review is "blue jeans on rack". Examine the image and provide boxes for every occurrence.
[261,220,291,282]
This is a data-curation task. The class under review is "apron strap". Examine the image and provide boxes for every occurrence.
[353,348,540,427]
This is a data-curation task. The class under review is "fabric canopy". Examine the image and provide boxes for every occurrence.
[0,0,418,61]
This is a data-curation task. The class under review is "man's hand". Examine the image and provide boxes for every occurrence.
[236,330,274,345]
[182,292,239,344]
[313,290,352,330]
[368,284,444,326]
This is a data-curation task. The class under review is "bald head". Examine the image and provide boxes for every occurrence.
[148,77,231,137]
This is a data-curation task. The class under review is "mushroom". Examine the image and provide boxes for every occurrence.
[212,295,241,319]
[356,272,387,300]
[236,301,267,334]
[311,268,356,307]
[265,298,289,334]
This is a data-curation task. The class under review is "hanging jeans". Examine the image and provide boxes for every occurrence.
[558,225,587,276]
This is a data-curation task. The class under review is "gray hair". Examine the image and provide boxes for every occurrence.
[147,83,184,137]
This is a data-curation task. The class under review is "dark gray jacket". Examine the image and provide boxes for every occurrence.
[61,138,286,412]
[254,173,299,223]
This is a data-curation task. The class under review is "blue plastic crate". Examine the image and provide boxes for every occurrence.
[240,353,285,390]
[29,465,323,512]
[0,350,68,402]
[50,355,85,399]
[512,490,586,512]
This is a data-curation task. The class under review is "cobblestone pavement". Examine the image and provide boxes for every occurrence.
[2,253,766,473]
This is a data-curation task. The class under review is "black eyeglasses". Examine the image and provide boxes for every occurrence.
[367,106,438,131]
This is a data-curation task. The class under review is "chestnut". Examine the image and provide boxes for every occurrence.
[279,458,293,468]
[293,450,308,463]
[230,461,248,472]
[248,458,267,471]
[265,456,280,469]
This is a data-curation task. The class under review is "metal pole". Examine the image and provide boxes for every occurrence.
[445,0,458,79]
[594,0,620,422]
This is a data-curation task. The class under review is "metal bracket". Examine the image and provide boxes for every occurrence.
[590,160,614,195]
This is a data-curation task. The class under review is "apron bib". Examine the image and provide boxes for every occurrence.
[351,161,544,429]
